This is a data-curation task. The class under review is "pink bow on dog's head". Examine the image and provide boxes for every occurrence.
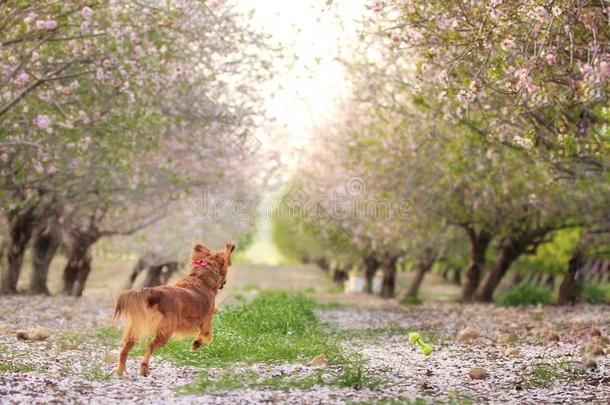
[192,259,209,269]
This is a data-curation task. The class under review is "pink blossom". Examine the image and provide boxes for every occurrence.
[579,11,596,31]
[390,32,401,46]
[37,90,52,102]
[24,11,37,24]
[501,38,515,51]
[531,23,541,34]
[81,6,93,20]
[371,0,384,12]
[78,110,90,124]
[532,6,548,22]
[515,68,538,93]
[545,53,556,65]
[489,8,502,20]
[31,51,40,62]
[598,61,610,79]
[36,19,58,30]
[95,68,106,81]
[14,72,29,86]
[33,114,51,130]
[580,63,593,74]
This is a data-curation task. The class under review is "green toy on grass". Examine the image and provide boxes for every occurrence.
[408,332,433,356]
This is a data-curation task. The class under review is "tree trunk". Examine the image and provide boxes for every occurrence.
[557,247,584,305]
[363,256,379,294]
[161,262,178,284]
[1,206,37,294]
[142,264,164,287]
[477,242,521,302]
[332,268,348,284]
[525,271,537,284]
[29,219,60,295]
[406,256,435,299]
[452,267,461,285]
[126,257,147,289]
[380,256,398,298]
[315,258,329,272]
[545,274,555,290]
[62,235,97,297]
[461,230,491,302]
[512,271,524,286]
[533,272,544,286]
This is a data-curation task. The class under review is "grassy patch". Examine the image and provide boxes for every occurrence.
[401,296,423,306]
[342,323,411,341]
[132,290,382,394]
[0,345,35,373]
[351,396,474,405]
[342,325,449,347]
[0,363,35,373]
[56,332,86,351]
[145,291,346,368]
[81,362,114,381]
[577,282,610,304]
[498,285,553,307]
[94,326,122,348]
[178,358,381,394]
[520,360,587,389]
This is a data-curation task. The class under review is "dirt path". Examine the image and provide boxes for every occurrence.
[1,263,609,404]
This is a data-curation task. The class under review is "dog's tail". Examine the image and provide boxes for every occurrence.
[114,288,162,340]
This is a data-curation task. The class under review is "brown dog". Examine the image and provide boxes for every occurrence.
[114,242,235,376]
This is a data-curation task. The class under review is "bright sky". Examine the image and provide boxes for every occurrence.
[239,0,366,169]
[236,0,367,264]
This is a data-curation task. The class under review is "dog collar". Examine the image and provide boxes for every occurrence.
[193,260,209,269]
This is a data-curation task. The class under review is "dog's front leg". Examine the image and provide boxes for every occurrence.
[191,314,213,350]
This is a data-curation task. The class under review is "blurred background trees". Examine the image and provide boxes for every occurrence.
[273,0,610,305]
[1,0,609,305]
[0,0,274,295]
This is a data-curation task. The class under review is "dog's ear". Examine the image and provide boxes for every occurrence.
[216,242,235,270]
[192,243,211,263]
[193,243,210,254]
[225,242,236,254]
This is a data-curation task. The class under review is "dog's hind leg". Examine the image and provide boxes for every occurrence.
[117,326,137,376]
[191,315,213,350]
[139,331,170,376]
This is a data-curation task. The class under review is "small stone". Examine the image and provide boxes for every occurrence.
[0,322,12,334]
[102,353,118,364]
[503,347,520,357]
[468,367,488,380]
[16,327,49,341]
[497,334,516,344]
[457,327,479,342]
[583,357,598,369]
[593,335,609,347]
[547,332,560,342]
[590,345,605,356]
[308,354,327,367]
[16,330,29,340]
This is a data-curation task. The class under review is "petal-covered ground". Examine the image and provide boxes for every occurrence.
[0,264,609,404]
